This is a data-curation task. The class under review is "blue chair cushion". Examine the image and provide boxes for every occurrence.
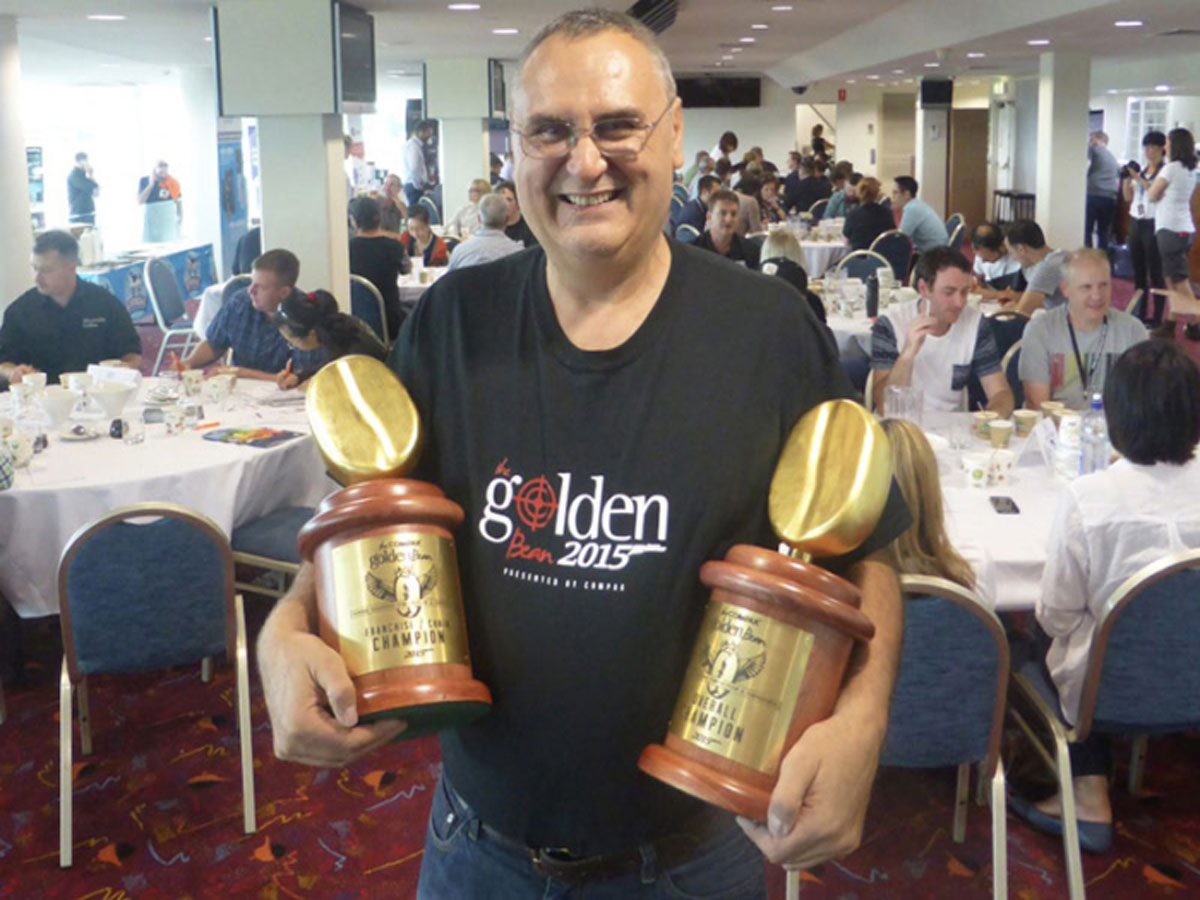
[231,506,314,564]
[67,518,229,675]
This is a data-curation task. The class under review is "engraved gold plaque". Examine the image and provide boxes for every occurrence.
[768,399,892,557]
[306,355,422,485]
[668,601,814,775]
[325,530,469,676]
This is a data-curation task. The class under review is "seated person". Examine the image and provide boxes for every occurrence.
[891,176,949,253]
[183,248,310,380]
[681,149,713,196]
[969,222,1023,298]
[447,193,526,272]
[232,225,262,276]
[1011,339,1200,854]
[758,230,826,324]
[401,205,451,268]
[348,195,410,341]
[445,178,491,239]
[842,177,894,251]
[377,174,408,234]
[871,246,1014,415]
[734,170,763,236]
[695,189,760,268]
[1004,219,1070,315]
[879,418,995,606]
[784,158,831,216]
[822,162,854,220]
[495,180,539,248]
[757,174,787,225]
[1019,249,1148,412]
[0,229,141,386]
[274,289,387,388]
[675,174,719,234]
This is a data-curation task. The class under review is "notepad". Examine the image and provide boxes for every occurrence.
[202,428,302,448]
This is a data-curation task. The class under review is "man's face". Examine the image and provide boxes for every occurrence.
[918,265,971,329]
[499,186,520,224]
[1064,259,1112,327]
[31,251,76,300]
[155,162,169,180]
[76,156,88,170]
[709,199,739,242]
[511,30,683,266]
[761,181,778,204]
[891,184,910,209]
[976,244,1002,263]
[418,125,434,142]
[1005,239,1031,267]
[249,268,289,314]
[698,153,713,173]
[845,182,859,202]
[384,174,401,198]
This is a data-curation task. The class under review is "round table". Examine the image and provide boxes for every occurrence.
[922,411,1064,612]
[798,239,849,277]
[0,379,334,618]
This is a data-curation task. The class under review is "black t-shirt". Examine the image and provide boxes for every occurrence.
[350,235,411,340]
[67,168,98,217]
[695,230,761,269]
[843,202,896,251]
[504,217,540,249]
[391,243,909,854]
[0,279,141,383]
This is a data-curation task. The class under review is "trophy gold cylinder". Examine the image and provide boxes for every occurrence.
[298,356,492,736]
[638,544,874,821]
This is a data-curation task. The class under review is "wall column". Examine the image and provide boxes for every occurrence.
[0,16,33,312]
[1035,51,1089,249]
[424,57,492,218]
[913,81,951,218]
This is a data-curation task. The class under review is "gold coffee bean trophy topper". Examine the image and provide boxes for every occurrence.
[297,356,492,737]
[639,399,891,896]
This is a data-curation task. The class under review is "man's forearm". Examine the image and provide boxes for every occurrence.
[1015,290,1046,317]
[184,340,219,369]
[120,352,142,369]
[834,556,903,740]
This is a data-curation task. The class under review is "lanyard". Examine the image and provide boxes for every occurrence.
[1067,314,1107,394]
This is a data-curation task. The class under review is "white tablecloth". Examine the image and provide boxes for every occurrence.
[923,412,1064,612]
[799,240,849,277]
[825,311,874,356]
[0,379,335,617]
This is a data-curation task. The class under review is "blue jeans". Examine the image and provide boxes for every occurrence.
[416,775,767,900]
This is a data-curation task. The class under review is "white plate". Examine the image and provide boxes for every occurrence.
[59,426,101,441]
[144,394,181,407]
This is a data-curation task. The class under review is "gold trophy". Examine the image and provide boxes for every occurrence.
[297,356,491,735]
[639,400,891,825]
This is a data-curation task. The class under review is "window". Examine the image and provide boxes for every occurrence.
[1125,98,1169,161]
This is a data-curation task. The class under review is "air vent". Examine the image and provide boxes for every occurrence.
[628,0,678,34]
[1158,28,1200,37]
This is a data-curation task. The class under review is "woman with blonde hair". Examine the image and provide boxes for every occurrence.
[759,230,825,323]
[445,178,492,239]
[879,418,994,602]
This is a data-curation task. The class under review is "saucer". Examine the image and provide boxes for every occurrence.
[59,425,100,441]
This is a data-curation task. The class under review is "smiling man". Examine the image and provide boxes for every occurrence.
[696,188,760,267]
[1019,248,1148,411]
[871,246,1014,415]
[256,10,909,898]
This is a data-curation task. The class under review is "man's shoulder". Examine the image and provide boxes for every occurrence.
[1108,308,1149,340]
[75,278,125,309]
[1023,305,1067,341]
[5,288,44,317]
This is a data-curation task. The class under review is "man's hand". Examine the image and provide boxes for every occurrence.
[1,363,38,383]
[258,567,406,767]
[736,708,883,870]
[276,370,300,391]
[902,314,939,358]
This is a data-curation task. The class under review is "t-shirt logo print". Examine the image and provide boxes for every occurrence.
[365,560,437,619]
[479,457,670,578]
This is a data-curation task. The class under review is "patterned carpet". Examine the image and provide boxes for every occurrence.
[2,604,1198,899]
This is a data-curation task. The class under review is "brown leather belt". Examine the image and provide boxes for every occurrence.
[473,803,736,885]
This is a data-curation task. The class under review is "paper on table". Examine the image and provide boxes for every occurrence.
[1032,418,1057,471]
[87,364,142,388]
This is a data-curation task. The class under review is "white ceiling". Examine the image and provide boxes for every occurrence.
[3,0,1198,91]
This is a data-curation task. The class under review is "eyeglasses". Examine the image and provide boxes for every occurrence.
[511,97,675,161]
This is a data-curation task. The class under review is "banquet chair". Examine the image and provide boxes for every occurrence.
[987,310,1029,361]
[672,183,689,205]
[669,194,685,225]
[1001,342,1023,409]
[417,195,441,227]
[144,257,201,376]
[56,503,256,867]
[945,212,965,240]
[350,274,389,346]
[1007,549,1200,900]
[1125,289,1143,319]
[948,221,966,252]
[869,230,914,284]
[882,575,1010,900]
[675,223,700,244]
[221,274,252,307]
[834,249,892,282]
[808,198,829,219]
[231,505,315,599]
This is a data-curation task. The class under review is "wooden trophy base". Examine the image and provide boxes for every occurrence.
[358,675,492,738]
[638,744,771,822]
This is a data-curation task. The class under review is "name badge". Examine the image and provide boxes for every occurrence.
[81,317,106,328]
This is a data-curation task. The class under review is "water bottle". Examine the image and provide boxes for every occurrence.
[865,274,879,318]
[1080,393,1110,475]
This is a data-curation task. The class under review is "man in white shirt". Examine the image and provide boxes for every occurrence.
[403,119,436,207]
[1019,248,1148,411]
[870,246,1014,415]
[969,222,1023,299]
[1012,338,1200,854]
